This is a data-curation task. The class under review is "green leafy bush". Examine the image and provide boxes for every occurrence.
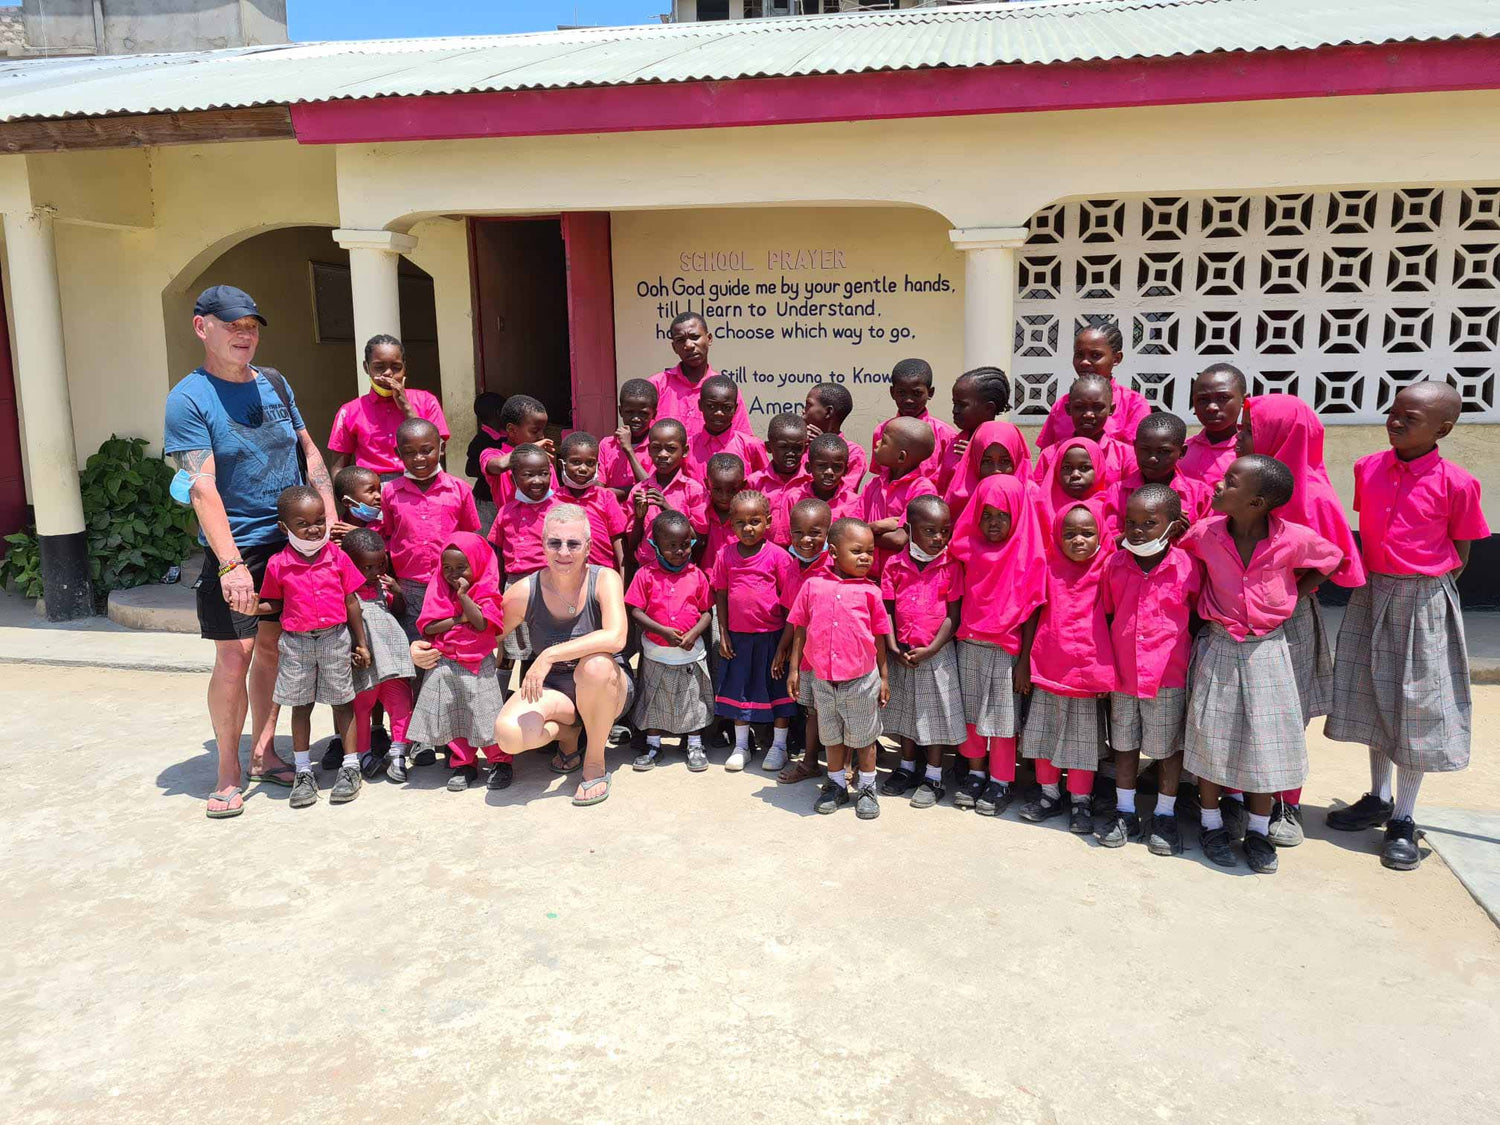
[0,435,196,609]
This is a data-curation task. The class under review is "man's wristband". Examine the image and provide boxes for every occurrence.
[217,559,245,577]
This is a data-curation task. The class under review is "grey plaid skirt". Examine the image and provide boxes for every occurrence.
[273,625,355,707]
[397,578,428,641]
[958,639,1019,738]
[1185,623,1306,791]
[885,644,966,746]
[503,574,533,661]
[1109,688,1186,761]
[1325,573,1472,772]
[634,655,714,734]
[407,653,506,747]
[352,597,416,694]
[1284,595,1334,724]
[1021,688,1108,771]
[809,668,883,748]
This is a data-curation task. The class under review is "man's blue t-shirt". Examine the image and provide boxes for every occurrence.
[163,367,305,548]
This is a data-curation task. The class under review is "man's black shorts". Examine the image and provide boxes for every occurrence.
[197,542,283,641]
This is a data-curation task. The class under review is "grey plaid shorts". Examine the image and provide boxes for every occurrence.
[273,625,355,707]
[809,668,883,748]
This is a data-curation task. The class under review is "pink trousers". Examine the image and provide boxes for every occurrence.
[449,738,511,767]
[353,680,413,755]
[1032,757,1095,796]
[963,726,1017,782]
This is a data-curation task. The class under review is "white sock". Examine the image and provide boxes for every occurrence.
[1370,750,1394,802]
[1116,787,1137,814]
[294,751,311,772]
[772,727,788,749]
[924,764,943,783]
[1247,812,1271,836]
[969,768,986,779]
[900,757,917,773]
[1201,807,1224,830]
[1042,782,1061,800]
[389,741,408,757]
[342,753,358,769]
[735,725,750,750]
[647,734,662,748]
[829,767,848,788]
[687,734,703,749]
[1393,767,1424,821]
[858,770,877,791]
[1228,791,1245,804]
[1156,793,1177,816]
[989,774,1009,788]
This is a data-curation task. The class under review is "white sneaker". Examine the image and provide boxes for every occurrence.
[725,746,749,772]
[762,744,789,773]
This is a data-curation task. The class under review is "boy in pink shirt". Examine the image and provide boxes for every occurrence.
[598,379,657,501]
[256,487,371,809]
[780,434,861,548]
[1178,454,1342,874]
[686,376,768,480]
[860,417,938,577]
[1036,321,1152,449]
[1104,413,1214,534]
[879,494,964,809]
[1325,382,1491,871]
[650,312,753,439]
[557,431,629,572]
[788,518,892,820]
[627,418,709,567]
[869,358,957,485]
[748,412,810,544]
[700,453,745,572]
[803,382,867,494]
[773,497,833,785]
[937,367,1011,494]
[1100,484,1201,855]
[1178,363,1245,486]
[489,444,559,662]
[478,394,558,509]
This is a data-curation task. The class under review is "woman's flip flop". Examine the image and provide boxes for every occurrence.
[571,772,611,806]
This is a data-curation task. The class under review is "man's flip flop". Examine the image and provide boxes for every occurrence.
[549,745,582,774]
[205,786,244,819]
[571,772,611,806]
[249,767,297,787]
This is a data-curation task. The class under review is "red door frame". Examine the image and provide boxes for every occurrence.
[0,282,26,542]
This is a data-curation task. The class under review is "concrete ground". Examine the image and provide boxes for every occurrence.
[2,661,1499,1125]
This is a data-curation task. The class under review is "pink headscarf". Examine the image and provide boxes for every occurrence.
[950,473,1047,654]
[947,420,1033,516]
[416,532,505,669]
[1244,394,1366,588]
[1034,436,1108,520]
[1030,497,1115,697]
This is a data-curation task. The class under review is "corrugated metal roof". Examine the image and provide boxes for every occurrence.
[0,0,1495,123]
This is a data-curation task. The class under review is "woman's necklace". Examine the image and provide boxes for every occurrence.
[545,572,581,615]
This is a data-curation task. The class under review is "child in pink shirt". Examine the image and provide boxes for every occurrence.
[1179,454,1342,874]
[1036,321,1152,449]
[879,494,965,808]
[937,367,1011,494]
[626,510,715,772]
[1104,413,1214,534]
[478,394,558,509]
[330,464,385,542]
[1179,363,1245,486]
[341,527,417,782]
[779,433,860,547]
[861,416,938,577]
[869,358,957,484]
[949,473,1047,816]
[651,312,754,439]
[748,412,810,544]
[599,379,656,501]
[1100,484,1201,855]
[803,381,867,494]
[1032,376,1135,500]
[557,432,629,572]
[711,490,801,770]
[489,444,559,661]
[1034,436,1110,527]
[627,418,709,568]
[381,417,481,638]
[700,453,745,573]
[946,419,1033,519]
[1015,497,1116,834]
[773,497,833,784]
[788,517,892,820]
[1325,381,1491,871]
[256,487,371,809]
[408,533,509,791]
[686,376,768,480]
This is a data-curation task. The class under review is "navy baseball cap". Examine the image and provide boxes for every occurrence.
[193,285,266,325]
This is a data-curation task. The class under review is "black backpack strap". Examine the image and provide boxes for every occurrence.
[253,366,308,484]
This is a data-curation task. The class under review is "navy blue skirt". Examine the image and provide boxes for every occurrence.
[714,630,799,722]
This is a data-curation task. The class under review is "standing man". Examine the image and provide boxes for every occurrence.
[164,286,338,818]
[649,311,754,439]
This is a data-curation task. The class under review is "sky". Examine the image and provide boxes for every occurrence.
[288,1,666,42]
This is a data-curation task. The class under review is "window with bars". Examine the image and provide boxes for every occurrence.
[1011,187,1500,422]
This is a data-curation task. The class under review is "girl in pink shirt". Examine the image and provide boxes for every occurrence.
[328,335,450,478]
[557,432,629,572]
[773,497,833,785]
[1179,363,1245,486]
[1033,378,1135,504]
[341,527,417,782]
[1178,454,1342,874]
[803,382,867,495]
[1034,436,1110,526]
[627,418,709,568]
[1016,498,1116,834]
[331,465,385,542]
[1325,381,1491,871]
[937,366,1012,494]
[599,379,657,500]
[946,419,1032,519]
[1036,321,1152,449]
[711,490,801,771]
[949,473,1047,817]
[1100,484,1201,855]
[408,533,509,792]
[625,510,715,772]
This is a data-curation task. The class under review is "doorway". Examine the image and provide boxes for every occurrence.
[0,282,25,543]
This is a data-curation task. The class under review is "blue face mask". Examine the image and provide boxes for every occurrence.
[789,543,826,565]
[345,499,381,523]
[170,469,204,506]
[516,487,555,506]
[648,537,694,572]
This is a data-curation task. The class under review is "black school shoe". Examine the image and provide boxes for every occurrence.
[1244,830,1278,874]
[954,774,986,810]
[1220,797,1249,841]
[881,766,918,796]
[975,780,1013,817]
[330,765,362,804]
[1200,826,1238,867]
[1146,813,1183,856]
[370,724,392,754]
[814,780,850,815]
[447,764,478,792]
[855,786,881,820]
[412,745,437,767]
[1020,794,1065,823]
[1096,811,1141,848]
[1381,817,1421,871]
[1068,799,1094,834]
[910,780,944,809]
[1327,792,1395,832]
[321,740,344,771]
[487,761,514,790]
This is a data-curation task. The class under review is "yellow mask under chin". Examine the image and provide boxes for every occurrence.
[370,379,395,398]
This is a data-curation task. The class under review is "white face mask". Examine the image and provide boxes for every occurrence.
[403,465,440,482]
[286,526,330,556]
[1122,530,1175,558]
[906,529,945,564]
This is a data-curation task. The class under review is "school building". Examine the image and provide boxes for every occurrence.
[1,0,1498,616]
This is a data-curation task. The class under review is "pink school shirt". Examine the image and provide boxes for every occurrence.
[1033,434,1136,497]
[1106,470,1214,533]
[1036,382,1152,449]
[805,438,869,496]
[1353,448,1491,576]
[879,551,963,648]
[1102,547,1202,697]
[628,471,709,566]
[625,562,713,647]
[560,482,630,569]
[1179,514,1342,641]
[788,571,892,682]
[752,466,809,546]
[777,480,860,547]
[478,444,560,507]
[432,601,503,671]
[598,433,651,492]
[328,389,449,475]
[934,430,972,495]
[1178,431,1239,486]
[860,471,939,576]
[488,494,557,578]
[710,540,798,634]
[703,508,736,569]
[687,428,769,481]
[650,365,754,439]
[381,473,481,583]
[870,412,958,483]
[259,542,364,633]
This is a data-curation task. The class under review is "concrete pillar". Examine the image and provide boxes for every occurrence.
[3,207,92,619]
[947,226,1030,378]
[332,228,417,368]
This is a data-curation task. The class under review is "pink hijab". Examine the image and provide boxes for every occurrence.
[1244,394,1366,588]
[416,532,505,669]
[1034,435,1108,520]
[1030,498,1116,697]
[947,420,1032,516]
[950,473,1047,654]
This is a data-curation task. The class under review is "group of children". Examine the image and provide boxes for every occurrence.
[257,312,1488,874]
